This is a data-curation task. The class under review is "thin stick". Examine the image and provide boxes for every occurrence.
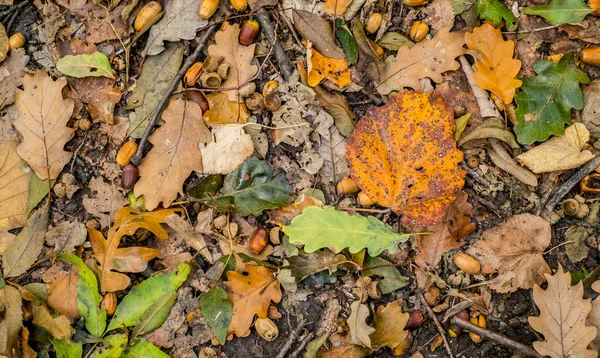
[275,318,307,358]
[418,291,454,358]
[255,8,293,81]
[130,25,217,166]
[338,206,391,214]
[545,155,600,211]
[451,317,544,358]
[288,332,314,358]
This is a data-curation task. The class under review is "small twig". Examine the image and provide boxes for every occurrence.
[461,163,491,188]
[275,318,307,358]
[545,155,600,211]
[338,206,391,214]
[288,332,314,358]
[559,218,600,230]
[5,3,22,33]
[502,25,557,35]
[451,317,544,358]
[255,8,293,81]
[0,0,29,17]
[130,25,217,166]
[418,290,454,358]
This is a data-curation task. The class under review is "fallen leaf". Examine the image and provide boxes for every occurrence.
[2,205,49,278]
[458,117,519,148]
[318,334,372,358]
[468,214,551,293]
[313,84,355,137]
[204,92,249,125]
[560,19,600,44]
[20,327,36,358]
[487,139,538,187]
[225,265,282,337]
[325,0,352,16]
[200,286,232,345]
[380,32,414,51]
[284,206,410,255]
[14,70,75,180]
[475,0,518,31]
[268,193,324,225]
[369,301,409,351]
[363,256,409,294]
[314,112,349,183]
[82,177,128,229]
[348,301,374,348]
[529,265,597,358]
[517,123,594,173]
[27,173,54,215]
[45,221,86,255]
[30,302,71,341]
[582,79,600,140]
[415,191,475,268]
[56,52,114,79]
[0,140,31,231]
[377,28,466,95]
[208,22,258,102]
[0,49,29,110]
[200,125,254,175]
[165,214,213,263]
[134,99,211,211]
[0,286,23,356]
[351,19,385,83]
[293,10,345,59]
[449,0,474,15]
[422,0,455,32]
[465,23,522,104]
[42,263,79,321]
[335,19,358,64]
[346,90,465,226]
[0,24,7,63]
[283,250,346,284]
[514,53,590,144]
[522,0,592,26]
[307,42,351,88]
[123,338,168,358]
[143,0,206,56]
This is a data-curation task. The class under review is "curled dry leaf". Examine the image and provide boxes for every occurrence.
[377,27,466,95]
[0,140,31,231]
[529,265,597,358]
[465,23,522,105]
[468,214,551,293]
[346,90,464,226]
[0,24,7,63]
[14,70,75,180]
[134,100,211,211]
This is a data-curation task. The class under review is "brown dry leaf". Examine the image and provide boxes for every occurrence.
[82,177,128,229]
[30,301,71,341]
[319,334,372,358]
[88,206,179,292]
[369,301,409,351]
[165,214,212,263]
[348,301,375,348]
[582,79,600,139]
[45,221,86,255]
[0,286,23,356]
[307,42,351,88]
[42,263,79,321]
[529,265,597,358]
[199,125,254,175]
[204,92,249,125]
[21,327,36,358]
[313,85,355,138]
[377,27,466,95]
[325,0,352,16]
[268,193,324,225]
[421,0,455,32]
[207,22,258,102]
[293,10,345,60]
[134,99,211,211]
[0,49,29,110]
[468,214,551,293]
[0,140,31,231]
[560,19,600,44]
[465,23,522,105]
[588,290,600,352]
[225,265,282,337]
[14,70,74,180]
[346,90,464,226]
[0,24,7,63]
[415,190,475,268]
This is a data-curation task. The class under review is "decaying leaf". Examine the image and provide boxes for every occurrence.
[465,23,522,104]
[0,24,7,63]
[0,140,31,231]
[134,100,211,211]
[529,265,597,358]
[30,301,72,341]
[0,286,23,356]
[204,92,249,125]
[313,83,355,137]
[56,52,114,79]
[582,79,600,139]
[348,301,374,348]
[45,221,86,255]
[14,70,75,180]
[369,301,409,351]
[82,177,128,229]
[268,193,324,225]
[458,117,519,149]
[319,334,372,358]
[293,10,345,59]
[517,123,594,174]
[487,139,538,187]
[200,125,254,175]
[208,22,258,102]
[225,265,282,337]
[346,90,464,226]
[282,249,346,284]
[377,28,466,95]
[307,42,352,88]
[0,49,29,110]
[468,214,551,293]
[165,214,212,263]
[42,263,80,321]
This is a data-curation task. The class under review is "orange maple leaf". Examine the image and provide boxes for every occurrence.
[465,23,522,104]
[224,265,282,337]
[346,90,465,226]
[307,42,351,88]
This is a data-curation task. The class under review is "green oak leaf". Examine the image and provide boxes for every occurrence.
[198,157,292,216]
[521,0,591,25]
[475,0,518,31]
[284,250,347,283]
[56,52,114,79]
[107,263,190,332]
[514,53,590,144]
[283,206,411,256]
[335,19,358,64]
[58,254,106,338]
[122,338,168,358]
[200,286,232,345]
[363,256,409,294]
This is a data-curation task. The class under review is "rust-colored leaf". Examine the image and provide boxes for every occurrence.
[307,42,352,88]
[465,23,522,104]
[346,90,465,226]
[369,301,409,351]
[224,265,282,337]
[42,263,80,321]
[324,0,352,16]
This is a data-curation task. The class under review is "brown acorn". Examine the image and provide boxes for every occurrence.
[406,311,423,329]
[116,140,138,166]
[403,0,427,5]
[448,310,469,337]
[230,0,248,11]
[581,47,600,66]
[262,80,279,97]
[239,20,260,46]
[184,61,204,86]
[101,292,117,316]
[121,163,139,190]
[254,317,278,341]
[8,33,25,51]
[368,40,384,56]
[249,227,269,254]
[337,177,360,195]
[245,92,264,113]
[365,13,382,34]
[357,191,376,207]
[410,21,429,42]
[591,0,600,16]
[453,252,481,275]
[263,93,281,111]
[185,90,210,113]
[199,0,219,19]
[134,1,163,32]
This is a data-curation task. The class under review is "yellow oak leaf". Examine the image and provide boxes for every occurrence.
[204,92,249,125]
[465,23,522,104]
[369,301,409,351]
[0,140,31,231]
[325,0,353,16]
[307,42,351,88]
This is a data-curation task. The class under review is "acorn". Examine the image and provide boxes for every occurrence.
[590,0,600,16]
[199,0,219,19]
[217,63,230,79]
[469,315,486,343]
[134,1,163,32]
[453,252,481,275]
[116,140,138,166]
[245,92,264,113]
[184,61,204,86]
[200,72,222,88]
[581,173,600,193]
[405,311,423,329]
[100,292,117,316]
[269,227,281,245]
[249,227,269,254]
[581,47,600,66]
[239,82,257,97]
[357,191,376,207]
[337,177,360,195]
[410,21,429,42]
[403,0,428,5]
[254,317,278,341]
[230,0,248,11]
[121,163,139,190]
[264,93,281,111]
[365,13,382,34]
[368,40,384,56]
[262,80,279,97]
[448,310,469,337]
[562,198,589,218]
[184,90,210,113]
[202,55,222,72]
[239,20,260,46]
[8,33,25,51]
